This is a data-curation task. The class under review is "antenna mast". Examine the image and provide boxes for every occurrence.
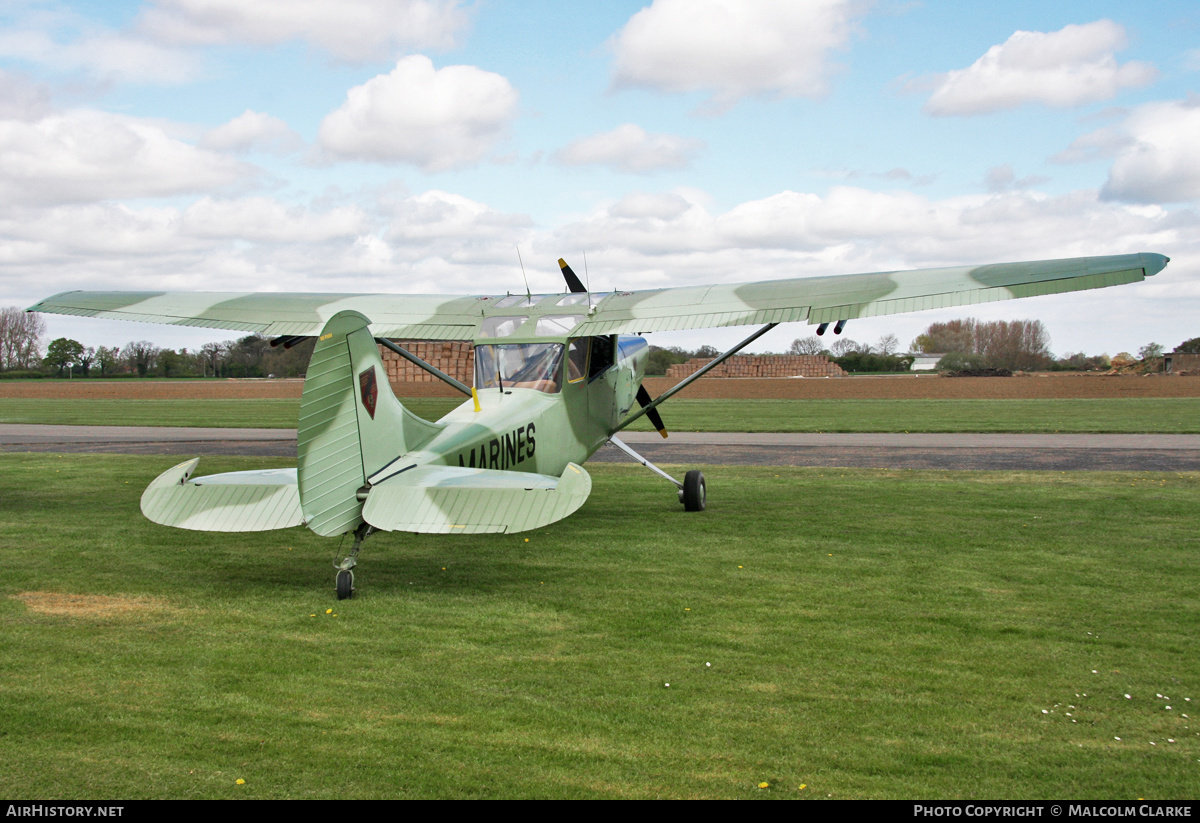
[516,245,531,300]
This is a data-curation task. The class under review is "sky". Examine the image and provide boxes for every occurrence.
[2,0,1198,359]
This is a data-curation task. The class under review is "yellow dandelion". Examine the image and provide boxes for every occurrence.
[325,608,332,614]
[799,784,807,791]
[236,778,245,785]
[758,781,769,789]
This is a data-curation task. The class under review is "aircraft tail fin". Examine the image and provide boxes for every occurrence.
[297,310,444,536]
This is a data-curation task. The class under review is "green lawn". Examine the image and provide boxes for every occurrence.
[2,454,1197,798]
[3,396,1200,433]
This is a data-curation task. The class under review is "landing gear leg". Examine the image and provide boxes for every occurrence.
[608,435,706,512]
[334,523,375,600]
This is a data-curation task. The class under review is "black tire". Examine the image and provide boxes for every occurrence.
[336,569,354,600]
[682,470,706,512]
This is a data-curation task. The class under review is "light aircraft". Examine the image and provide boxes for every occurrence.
[29,252,1169,598]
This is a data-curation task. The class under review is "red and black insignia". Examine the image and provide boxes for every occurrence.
[358,366,378,419]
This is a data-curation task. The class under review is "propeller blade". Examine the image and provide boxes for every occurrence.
[636,385,668,438]
[558,258,587,293]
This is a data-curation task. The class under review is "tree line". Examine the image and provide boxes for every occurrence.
[647,319,1198,375]
[4,304,1197,378]
[0,308,314,378]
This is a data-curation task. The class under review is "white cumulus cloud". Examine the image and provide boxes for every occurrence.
[0,70,52,121]
[0,109,253,206]
[610,0,863,111]
[553,124,704,173]
[920,20,1158,116]
[1094,98,1200,204]
[181,197,367,242]
[0,25,201,85]
[317,55,518,171]
[201,110,303,155]
[138,0,469,61]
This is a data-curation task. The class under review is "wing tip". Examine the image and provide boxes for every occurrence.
[1143,253,1170,277]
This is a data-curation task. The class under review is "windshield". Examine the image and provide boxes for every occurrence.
[474,343,565,394]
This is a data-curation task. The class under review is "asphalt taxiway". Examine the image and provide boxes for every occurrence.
[3,424,1199,471]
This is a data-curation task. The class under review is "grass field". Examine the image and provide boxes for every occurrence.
[2,453,1198,799]
[3,396,1200,433]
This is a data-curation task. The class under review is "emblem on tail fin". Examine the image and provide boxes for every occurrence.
[359,366,378,419]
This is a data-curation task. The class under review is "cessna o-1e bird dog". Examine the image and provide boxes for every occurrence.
[30,252,1169,598]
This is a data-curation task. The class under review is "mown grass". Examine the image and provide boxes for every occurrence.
[0,398,456,429]
[3,396,1200,433]
[1,454,1198,799]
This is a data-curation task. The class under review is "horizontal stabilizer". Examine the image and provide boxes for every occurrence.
[362,463,592,534]
[141,458,304,532]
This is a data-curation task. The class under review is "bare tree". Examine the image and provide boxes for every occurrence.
[77,346,95,377]
[976,319,1051,370]
[829,337,863,357]
[200,341,227,377]
[788,336,826,355]
[913,317,1051,370]
[876,333,900,355]
[95,346,121,376]
[0,307,46,370]
[123,341,160,377]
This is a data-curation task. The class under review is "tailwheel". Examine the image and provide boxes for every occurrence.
[336,568,354,600]
[333,523,373,599]
[682,470,706,512]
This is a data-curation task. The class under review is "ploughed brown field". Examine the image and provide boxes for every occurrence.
[3,372,1200,400]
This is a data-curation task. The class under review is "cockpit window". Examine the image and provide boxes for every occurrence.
[475,343,565,394]
[556,292,609,307]
[588,335,615,381]
[567,338,589,383]
[535,315,583,336]
[479,316,528,338]
[494,295,544,308]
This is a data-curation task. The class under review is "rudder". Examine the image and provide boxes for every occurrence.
[297,310,443,536]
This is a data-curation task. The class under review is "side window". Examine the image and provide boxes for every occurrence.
[588,335,615,381]
[567,338,589,383]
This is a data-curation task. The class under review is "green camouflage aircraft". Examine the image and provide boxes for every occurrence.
[30,252,1169,598]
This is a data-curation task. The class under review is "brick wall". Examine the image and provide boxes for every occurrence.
[1165,352,1200,374]
[665,354,846,379]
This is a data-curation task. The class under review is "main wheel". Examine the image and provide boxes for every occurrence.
[336,569,354,600]
[682,470,706,512]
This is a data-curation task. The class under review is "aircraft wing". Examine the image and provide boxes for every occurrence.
[29,252,1168,339]
[574,252,1169,335]
[27,290,487,340]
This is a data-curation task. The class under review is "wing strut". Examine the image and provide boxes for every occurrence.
[608,435,682,489]
[612,322,778,435]
[375,338,472,396]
